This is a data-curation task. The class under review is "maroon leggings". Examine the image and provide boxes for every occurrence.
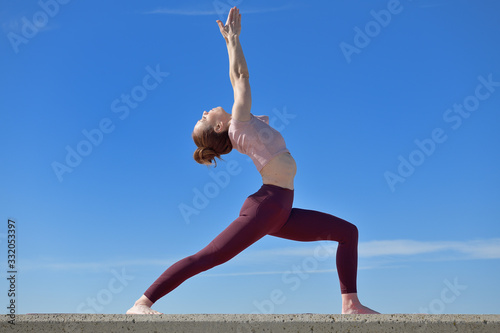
[144,184,358,303]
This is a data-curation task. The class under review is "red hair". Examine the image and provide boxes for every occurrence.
[192,126,232,166]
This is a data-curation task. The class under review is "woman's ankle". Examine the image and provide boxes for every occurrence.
[341,293,361,310]
[134,295,154,307]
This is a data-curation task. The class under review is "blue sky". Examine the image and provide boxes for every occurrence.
[1,0,499,315]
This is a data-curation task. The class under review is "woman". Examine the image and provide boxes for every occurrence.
[127,7,378,315]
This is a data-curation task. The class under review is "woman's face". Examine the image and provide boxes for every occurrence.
[193,106,229,135]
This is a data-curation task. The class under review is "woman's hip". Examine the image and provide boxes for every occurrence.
[239,184,294,230]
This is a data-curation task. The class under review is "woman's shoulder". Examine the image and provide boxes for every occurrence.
[232,113,254,123]
[230,114,254,130]
[231,114,269,125]
[254,115,269,124]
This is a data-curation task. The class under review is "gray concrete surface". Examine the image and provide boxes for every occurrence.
[1,314,499,332]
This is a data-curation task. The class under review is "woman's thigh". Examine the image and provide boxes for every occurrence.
[270,208,358,242]
[204,186,293,264]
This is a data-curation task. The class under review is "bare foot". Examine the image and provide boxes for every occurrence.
[126,295,162,315]
[126,304,162,314]
[342,304,380,314]
[341,293,380,314]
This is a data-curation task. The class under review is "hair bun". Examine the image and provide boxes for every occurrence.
[192,125,232,167]
[194,146,219,166]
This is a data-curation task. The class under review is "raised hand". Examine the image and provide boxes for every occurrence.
[216,7,241,42]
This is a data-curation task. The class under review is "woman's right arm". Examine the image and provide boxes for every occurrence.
[217,7,252,122]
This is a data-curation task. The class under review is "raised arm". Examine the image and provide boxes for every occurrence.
[217,7,251,122]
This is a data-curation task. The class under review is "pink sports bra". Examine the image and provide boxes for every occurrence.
[228,114,289,172]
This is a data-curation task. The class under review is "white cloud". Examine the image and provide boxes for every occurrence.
[144,8,218,16]
[200,266,386,278]
[21,258,176,272]
[144,4,296,16]
[415,0,453,9]
[2,19,20,33]
[22,238,500,274]
[233,238,500,262]
[359,239,500,259]
[2,17,57,35]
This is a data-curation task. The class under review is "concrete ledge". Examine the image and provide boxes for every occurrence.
[2,314,499,332]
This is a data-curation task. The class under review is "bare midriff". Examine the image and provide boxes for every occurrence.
[259,152,297,190]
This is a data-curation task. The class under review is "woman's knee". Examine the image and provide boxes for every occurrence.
[342,221,358,244]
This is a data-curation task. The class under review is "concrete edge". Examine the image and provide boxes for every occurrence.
[4,313,500,322]
[2,314,499,333]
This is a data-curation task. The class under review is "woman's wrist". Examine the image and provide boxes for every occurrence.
[226,34,240,45]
